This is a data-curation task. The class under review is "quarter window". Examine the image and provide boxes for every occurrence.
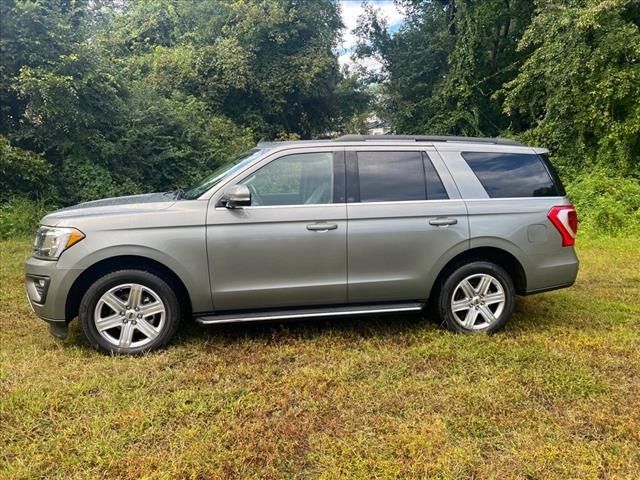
[241,152,334,206]
[423,152,449,200]
[462,152,562,198]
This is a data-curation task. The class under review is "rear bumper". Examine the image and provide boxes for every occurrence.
[523,280,575,295]
[523,247,579,294]
[24,257,84,323]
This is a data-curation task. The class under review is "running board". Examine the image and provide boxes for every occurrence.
[194,302,424,325]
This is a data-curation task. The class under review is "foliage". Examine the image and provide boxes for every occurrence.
[0,0,93,133]
[103,0,357,139]
[0,136,51,201]
[501,0,640,177]
[0,0,365,208]
[0,196,51,239]
[356,0,639,176]
[1,0,638,236]
[356,0,535,136]
[566,172,640,236]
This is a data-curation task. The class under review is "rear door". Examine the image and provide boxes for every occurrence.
[206,147,347,310]
[346,146,469,303]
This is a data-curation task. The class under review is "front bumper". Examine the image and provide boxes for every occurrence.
[24,256,84,323]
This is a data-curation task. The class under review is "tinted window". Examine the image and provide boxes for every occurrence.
[462,152,561,198]
[357,151,426,202]
[241,152,334,206]
[423,152,449,200]
[539,153,566,196]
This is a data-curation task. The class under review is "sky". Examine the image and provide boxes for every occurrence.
[338,0,405,71]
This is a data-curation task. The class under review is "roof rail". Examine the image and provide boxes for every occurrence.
[333,134,523,146]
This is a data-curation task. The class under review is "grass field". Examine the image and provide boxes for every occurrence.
[1,236,639,479]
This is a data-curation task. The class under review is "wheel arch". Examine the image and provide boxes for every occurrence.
[428,246,527,304]
[65,255,193,322]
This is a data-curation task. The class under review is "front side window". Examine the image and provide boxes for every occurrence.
[357,151,426,202]
[462,152,562,198]
[240,152,335,206]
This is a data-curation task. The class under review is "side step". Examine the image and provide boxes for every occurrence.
[194,302,424,325]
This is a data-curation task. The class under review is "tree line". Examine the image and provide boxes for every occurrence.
[1,0,369,207]
[356,0,639,178]
[1,0,638,235]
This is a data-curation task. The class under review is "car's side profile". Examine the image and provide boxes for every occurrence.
[25,135,579,354]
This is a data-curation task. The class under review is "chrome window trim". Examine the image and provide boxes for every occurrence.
[212,198,463,211]
[463,196,567,202]
[347,198,465,206]
[214,203,348,211]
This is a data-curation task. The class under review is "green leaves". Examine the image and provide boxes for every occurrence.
[358,0,638,178]
[0,136,50,201]
[1,0,364,206]
[501,0,640,176]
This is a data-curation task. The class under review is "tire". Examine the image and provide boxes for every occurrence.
[436,261,515,334]
[79,269,181,354]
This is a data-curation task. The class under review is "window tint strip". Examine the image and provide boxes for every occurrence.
[332,150,346,203]
[346,150,359,203]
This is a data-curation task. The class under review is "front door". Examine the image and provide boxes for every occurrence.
[206,149,347,311]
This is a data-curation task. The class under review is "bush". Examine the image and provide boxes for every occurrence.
[0,197,54,239]
[60,156,139,205]
[566,172,640,237]
[0,137,54,202]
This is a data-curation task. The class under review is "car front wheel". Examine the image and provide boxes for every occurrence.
[79,269,181,354]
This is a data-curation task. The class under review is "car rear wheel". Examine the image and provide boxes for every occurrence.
[79,269,181,354]
[437,261,515,334]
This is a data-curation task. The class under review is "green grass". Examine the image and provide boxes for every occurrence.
[1,236,639,479]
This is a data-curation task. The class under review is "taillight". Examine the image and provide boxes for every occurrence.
[548,205,578,247]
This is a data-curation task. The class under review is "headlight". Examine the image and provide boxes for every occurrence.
[33,226,85,260]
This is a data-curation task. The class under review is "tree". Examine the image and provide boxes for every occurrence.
[501,0,640,176]
[0,0,93,134]
[1,0,367,205]
[105,0,351,139]
[356,0,534,135]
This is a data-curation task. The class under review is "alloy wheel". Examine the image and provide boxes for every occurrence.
[450,273,506,330]
[93,283,166,349]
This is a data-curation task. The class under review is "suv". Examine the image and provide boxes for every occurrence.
[25,135,579,354]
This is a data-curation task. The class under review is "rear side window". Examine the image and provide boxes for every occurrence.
[357,151,426,202]
[462,152,563,198]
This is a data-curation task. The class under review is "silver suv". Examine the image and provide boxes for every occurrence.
[25,135,579,354]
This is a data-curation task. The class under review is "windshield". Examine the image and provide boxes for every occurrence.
[182,148,266,199]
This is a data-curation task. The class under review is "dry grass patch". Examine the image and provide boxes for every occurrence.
[1,236,639,479]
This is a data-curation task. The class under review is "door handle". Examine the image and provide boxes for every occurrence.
[306,222,338,232]
[429,218,458,227]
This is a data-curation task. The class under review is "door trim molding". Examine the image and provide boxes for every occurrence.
[194,302,423,325]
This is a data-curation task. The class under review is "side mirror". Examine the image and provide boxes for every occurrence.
[219,184,251,208]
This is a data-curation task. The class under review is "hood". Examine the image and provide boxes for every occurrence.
[41,192,178,226]
[56,192,175,210]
